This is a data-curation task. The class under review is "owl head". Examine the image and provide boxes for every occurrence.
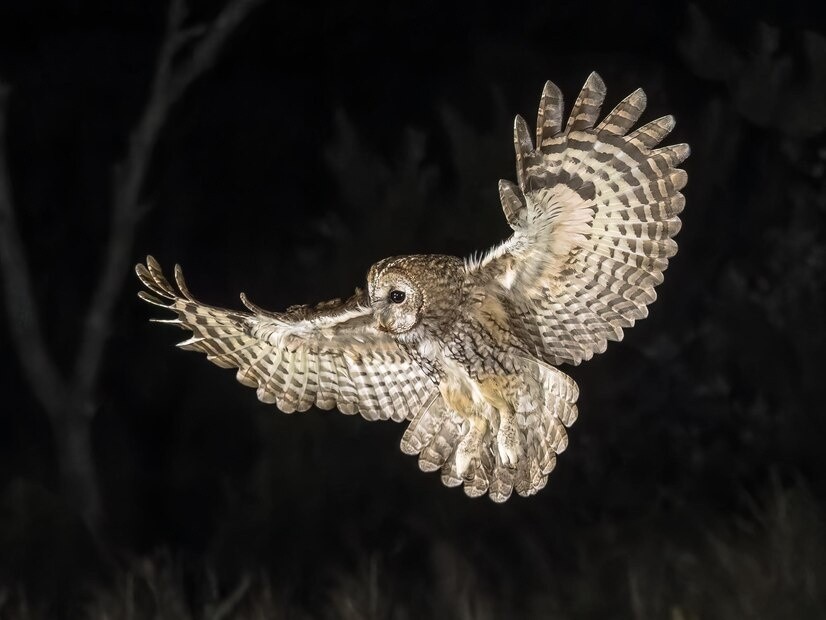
[367,254,465,336]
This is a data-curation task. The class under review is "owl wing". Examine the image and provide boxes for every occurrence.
[468,72,689,365]
[135,256,436,421]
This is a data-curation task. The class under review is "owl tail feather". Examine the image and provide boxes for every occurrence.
[400,358,579,502]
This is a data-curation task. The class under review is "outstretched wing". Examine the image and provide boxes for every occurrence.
[135,256,436,422]
[469,72,689,365]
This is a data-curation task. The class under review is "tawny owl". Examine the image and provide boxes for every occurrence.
[136,72,688,502]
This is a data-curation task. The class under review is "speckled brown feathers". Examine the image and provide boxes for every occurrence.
[137,72,688,502]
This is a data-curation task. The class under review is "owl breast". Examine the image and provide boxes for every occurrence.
[438,354,489,418]
[405,327,530,480]
[408,332,490,421]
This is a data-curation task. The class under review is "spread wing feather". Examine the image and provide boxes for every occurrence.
[471,72,689,366]
[136,256,436,421]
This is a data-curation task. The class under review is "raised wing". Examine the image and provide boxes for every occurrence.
[470,72,689,366]
[135,256,436,421]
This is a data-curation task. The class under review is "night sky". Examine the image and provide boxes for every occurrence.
[1,0,825,617]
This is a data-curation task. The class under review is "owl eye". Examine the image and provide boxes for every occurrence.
[389,290,406,304]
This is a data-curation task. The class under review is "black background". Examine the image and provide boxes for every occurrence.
[1,0,825,617]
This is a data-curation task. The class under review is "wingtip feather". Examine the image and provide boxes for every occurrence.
[513,114,534,187]
[137,290,168,307]
[585,71,606,95]
[498,179,526,230]
[240,292,269,315]
[513,114,533,151]
[565,71,608,133]
[173,263,196,301]
[536,80,564,143]
[542,79,562,100]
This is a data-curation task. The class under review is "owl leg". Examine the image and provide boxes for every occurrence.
[478,375,522,468]
[455,415,488,480]
[496,404,520,468]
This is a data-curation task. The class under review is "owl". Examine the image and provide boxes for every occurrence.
[136,72,688,502]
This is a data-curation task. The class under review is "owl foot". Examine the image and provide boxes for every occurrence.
[497,407,521,468]
[455,417,487,479]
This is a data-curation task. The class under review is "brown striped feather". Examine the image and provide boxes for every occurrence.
[137,72,687,504]
[470,72,688,367]
[135,257,437,422]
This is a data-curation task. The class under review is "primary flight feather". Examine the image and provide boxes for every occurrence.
[137,72,688,502]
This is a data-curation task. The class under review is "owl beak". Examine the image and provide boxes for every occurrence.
[375,310,391,333]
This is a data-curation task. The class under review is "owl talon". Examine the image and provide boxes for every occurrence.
[497,410,521,468]
[459,457,479,481]
[455,440,479,479]
[455,417,486,478]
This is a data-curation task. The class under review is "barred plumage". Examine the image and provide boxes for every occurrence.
[136,257,435,421]
[137,72,688,502]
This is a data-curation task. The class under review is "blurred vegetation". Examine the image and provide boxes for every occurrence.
[1,480,824,619]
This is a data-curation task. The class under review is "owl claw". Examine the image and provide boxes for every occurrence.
[456,418,486,478]
[457,455,479,481]
[455,441,479,479]
[497,412,521,468]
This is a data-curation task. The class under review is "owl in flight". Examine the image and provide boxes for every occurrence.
[137,72,688,502]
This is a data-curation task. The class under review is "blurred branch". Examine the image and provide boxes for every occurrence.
[0,0,265,537]
[679,3,826,138]
[0,82,68,416]
[206,573,251,620]
[75,0,266,397]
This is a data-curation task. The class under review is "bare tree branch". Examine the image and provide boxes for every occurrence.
[73,0,266,397]
[0,0,265,409]
[0,0,265,537]
[206,573,252,620]
[173,0,266,98]
[0,82,68,416]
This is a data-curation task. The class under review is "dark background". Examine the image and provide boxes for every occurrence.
[1,0,825,617]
